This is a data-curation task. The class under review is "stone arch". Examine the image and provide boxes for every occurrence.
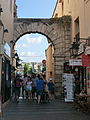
[13,16,72,96]
[14,31,54,47]
[14,19,60,46]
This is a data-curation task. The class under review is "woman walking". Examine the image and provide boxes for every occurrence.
[25,76,32,100]
[36,75,44,104]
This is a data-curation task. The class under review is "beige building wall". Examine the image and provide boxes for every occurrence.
[0,0,15,113]
[52,1,62,18]
[0,0,14,45]
[53,0,90,95]
[53,0,90,42]
[46,44,54,82]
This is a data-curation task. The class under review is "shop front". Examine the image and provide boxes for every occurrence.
[1,42,11,103]
[82,54,90,96]
[69,58,86,95]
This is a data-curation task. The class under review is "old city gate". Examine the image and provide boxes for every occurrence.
[13,16,71,96]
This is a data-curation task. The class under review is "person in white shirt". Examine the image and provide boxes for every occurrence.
[26,76,32,100]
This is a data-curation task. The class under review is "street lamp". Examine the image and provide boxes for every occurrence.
[70,42,79,56]
[70,36,90,57]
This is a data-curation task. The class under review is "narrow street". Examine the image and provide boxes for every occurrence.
[1,0,90,119]
[1,99,90,120]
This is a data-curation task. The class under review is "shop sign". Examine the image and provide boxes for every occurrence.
[69,59,82,66]
[85,46,90,55]
[62,73,75,102]
[4,42,11,57]
[82,54,90,67]
[78,43,84,55]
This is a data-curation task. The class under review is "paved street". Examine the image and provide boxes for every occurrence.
[0,99,90,120]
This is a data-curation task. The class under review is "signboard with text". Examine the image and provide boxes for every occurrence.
[69,59,82,66]
[62,73,75,102]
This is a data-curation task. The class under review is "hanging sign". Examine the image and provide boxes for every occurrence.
[69,59,82,66]
[62,73,75,102]
[82,54,90,67]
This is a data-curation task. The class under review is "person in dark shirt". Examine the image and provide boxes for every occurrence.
[14,75,22,103]
[36,75,44,104]
[47,79,55,100]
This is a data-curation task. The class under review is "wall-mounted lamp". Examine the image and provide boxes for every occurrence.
[0,26,8,55]
[1,28,8,44]
[10,40,15,44]
[0,8,3,13]
[12,52,18,59]
[4,29,8,33]
[70,42,79,56]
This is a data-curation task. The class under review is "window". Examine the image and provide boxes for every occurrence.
[74,17,80,43]
[59,0,62,3]
[10,0,12,13]
[68,0,69,4]
[84,0,90,4]
[62,2,64,16]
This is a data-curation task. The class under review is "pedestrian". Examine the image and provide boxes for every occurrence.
[32,73,38,100]
[43,82,50,102]
[36,75,44,104]
[21,75,27,98]
[25,76,32,100]
[47,79,55,100]
[13,74,22,103]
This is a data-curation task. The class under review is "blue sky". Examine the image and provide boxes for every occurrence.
[16,34,49,62]
[16,0,57,62]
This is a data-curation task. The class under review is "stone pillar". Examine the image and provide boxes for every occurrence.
[54,54,65,97]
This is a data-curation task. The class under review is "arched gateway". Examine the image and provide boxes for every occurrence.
[13,16,71,96]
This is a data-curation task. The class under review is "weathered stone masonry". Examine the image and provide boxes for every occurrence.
[13,16,72,96]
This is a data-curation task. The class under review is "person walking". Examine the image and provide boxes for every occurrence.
[32,73,38,100]
[13,75,22,103]
[43,82,50,102]
[25,76,32,100]
[36,75,44,104]
[47,79,55,101]
[22,75,27,98]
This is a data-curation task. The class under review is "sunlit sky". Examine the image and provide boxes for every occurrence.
[16,0,57,62]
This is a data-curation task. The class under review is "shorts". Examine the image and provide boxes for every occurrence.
[26,87,32,91]
[15,87,20,97]
[36,90,43,95]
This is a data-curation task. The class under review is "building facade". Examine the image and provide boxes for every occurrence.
[46,44,54,82]
[53,0,90,96]
[0,0,15,113]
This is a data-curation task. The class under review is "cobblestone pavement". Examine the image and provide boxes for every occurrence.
[0,99,90,120]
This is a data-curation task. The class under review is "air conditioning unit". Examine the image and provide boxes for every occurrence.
[0,44,4,55]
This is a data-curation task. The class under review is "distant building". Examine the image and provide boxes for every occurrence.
[16,62,43,75]
[46,44,54,82]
